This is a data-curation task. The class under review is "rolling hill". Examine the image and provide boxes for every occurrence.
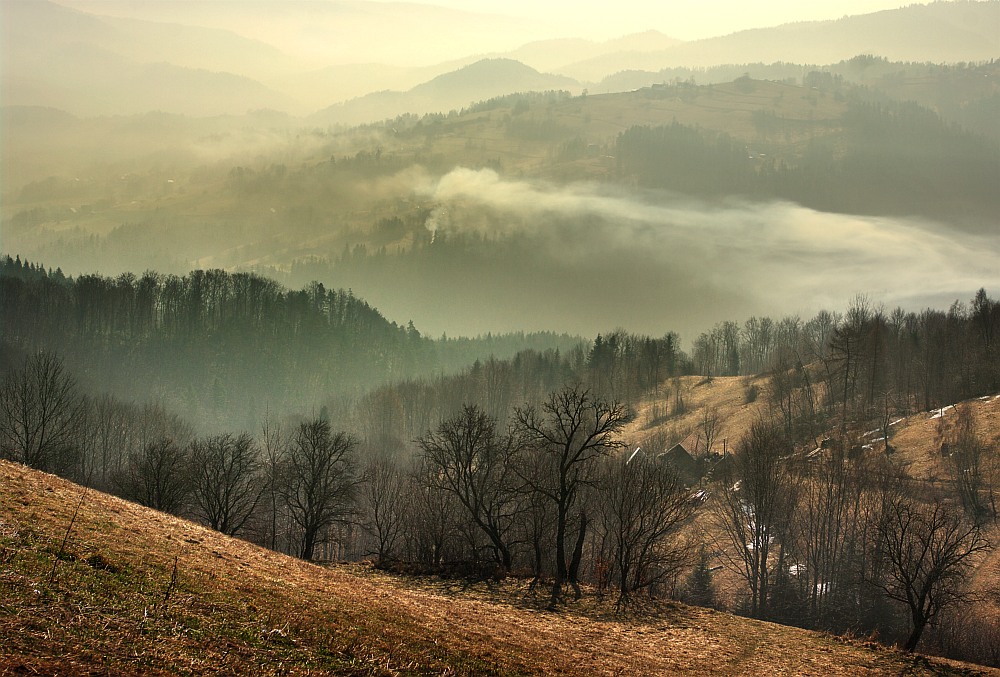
[555,1,1000,81]
[1,458,993,675]
[51,0,546,68]
[1,0,298,117]
[9,1,997,119]
[309,59,581,126]
[502,31,684,75]
[626,374,1000,487]
[624,374,1000,657]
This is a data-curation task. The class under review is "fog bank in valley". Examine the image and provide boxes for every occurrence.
[386,167,1000,338]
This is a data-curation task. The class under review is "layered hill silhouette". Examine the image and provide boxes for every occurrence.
[1,0,298,116]
[4,1,997,118]
[310,59,580,126]
[554,1,1000,81]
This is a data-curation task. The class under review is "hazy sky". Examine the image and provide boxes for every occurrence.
[381,0,912,41]
[50,0,923,68]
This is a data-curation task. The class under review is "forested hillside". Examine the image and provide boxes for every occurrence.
[0,256,582,430]
[689,292,1000,434]
[615,95,1000,224]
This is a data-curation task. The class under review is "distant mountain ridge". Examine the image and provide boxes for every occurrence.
[3,1,997,118]
[411,59,578,99]
[309,59,581,126]
[1,0,298,116]
[502,31,683,74]
[49,0,546,67]
[554,2,1000,81]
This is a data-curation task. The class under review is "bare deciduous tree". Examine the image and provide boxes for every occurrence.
[516,385,629,606]
[599,452,695,610]
[0,351,85,474]
[282,418,358,561]
[946,405,990,522]
[701,407,720,455]
[793,448,895,629]
[875,494,989,651]
[114,437,190,515]
[361,449,407,565]
[713,420,798,619]
[189,432,263,536]
[418,404,522,571]
[79,393,131,492]
[406,458,460,568]
[259,413,289,552]
[515,445,556,591]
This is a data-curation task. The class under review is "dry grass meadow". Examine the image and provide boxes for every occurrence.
[2,455,996,676]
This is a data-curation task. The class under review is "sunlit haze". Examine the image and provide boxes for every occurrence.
[52,0,917,66]
[395,0,913,41]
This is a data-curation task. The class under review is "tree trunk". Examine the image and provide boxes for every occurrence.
[529,530,544,592]
[904,612,927,652]
[550,503,569,608]
[568,511,588,600]
[300,530,316,561]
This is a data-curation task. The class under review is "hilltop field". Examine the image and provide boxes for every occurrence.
[2,383,999,676]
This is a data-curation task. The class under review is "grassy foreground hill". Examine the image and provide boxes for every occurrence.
[1,460,993,675]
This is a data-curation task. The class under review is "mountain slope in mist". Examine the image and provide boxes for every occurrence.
[247,31,680,113]
[277,58,485,113]
[2,0,297,116]
[4,0,300,77]
[6,74,999,340]
[50,0,543,68]
[190,32,682,113]
[504,31,683,74]
[310,59,580,126]
[557,1,1000,81]
[10,1,997,118]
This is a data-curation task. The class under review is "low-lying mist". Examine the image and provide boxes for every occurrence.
[358,167,1000,339]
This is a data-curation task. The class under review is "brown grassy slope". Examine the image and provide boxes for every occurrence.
[625,376,1000,480]
[624,379,1000,610]
[624,375,770,454]
[888,395,1000,625]
[888,395,1000,483]
[2,460,994,676]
